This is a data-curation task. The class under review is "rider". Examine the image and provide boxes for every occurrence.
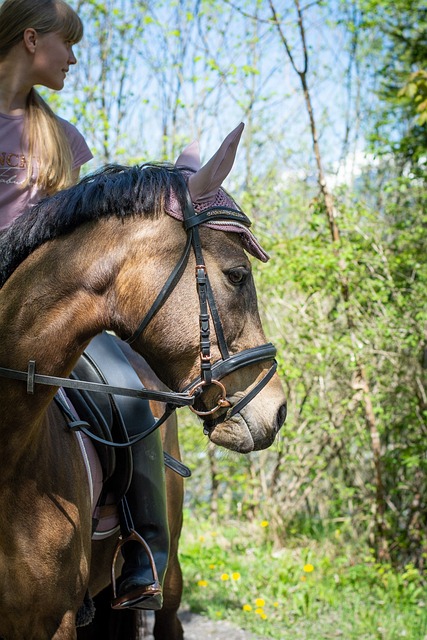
[0,0,169,611]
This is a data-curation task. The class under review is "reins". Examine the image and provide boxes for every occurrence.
[0,360,193,407]
[52,389,191,478]
[0,360,194,454]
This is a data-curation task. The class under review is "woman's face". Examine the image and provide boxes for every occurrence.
[31,30,77,91]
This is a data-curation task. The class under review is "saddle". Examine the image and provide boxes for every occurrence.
[55,332,189,532]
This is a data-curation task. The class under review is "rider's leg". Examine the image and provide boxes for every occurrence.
[83,333,170,612]
[113,426,170,611]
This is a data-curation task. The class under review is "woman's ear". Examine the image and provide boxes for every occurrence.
[23,28,38,54]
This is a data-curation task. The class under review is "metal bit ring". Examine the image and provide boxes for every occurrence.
[189,379,231,416]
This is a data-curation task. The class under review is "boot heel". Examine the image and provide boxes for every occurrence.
[111,583,163,611]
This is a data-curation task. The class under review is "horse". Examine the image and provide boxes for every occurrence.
[0,123,286,640]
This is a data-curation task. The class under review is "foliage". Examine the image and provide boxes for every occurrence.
[356,0,427,171]
[178,128,427,564]
[255,176,427,566]
[179,514,427,639]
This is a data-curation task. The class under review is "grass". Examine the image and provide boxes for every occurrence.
[178,510,427,639]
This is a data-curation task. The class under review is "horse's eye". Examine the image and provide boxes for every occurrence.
[227,267,248,285]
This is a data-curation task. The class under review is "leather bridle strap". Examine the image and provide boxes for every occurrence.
[125,232,193,346]
[182,200,233,362]
[227,360,277,418]
[0,363,194,407]
[176,191,278,417]
[191,225,229,364]
[203,342,277,381]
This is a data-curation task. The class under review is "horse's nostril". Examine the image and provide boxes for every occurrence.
[276,403,287,431]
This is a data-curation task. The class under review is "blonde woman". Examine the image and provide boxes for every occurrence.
[0,0,169,613]
[0,0,92,228]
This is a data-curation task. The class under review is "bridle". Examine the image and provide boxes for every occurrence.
[0,179,277,441]
[125,181,277,421]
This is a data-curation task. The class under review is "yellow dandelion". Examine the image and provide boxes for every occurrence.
[260,520,269,528]
[220,573,230,581]
[260,612,268,620]
[255,607,265,615]
[242,604,252,612]
[300,575,307,582]
[209,564,216,569]
[197,579,208,587]
[255,598,265,607]
[303,563,314,573]
[231,572,241,581]
[273,601,279,607]
[211,531,218,537]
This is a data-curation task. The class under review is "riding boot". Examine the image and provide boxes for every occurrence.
[112,427,170,611]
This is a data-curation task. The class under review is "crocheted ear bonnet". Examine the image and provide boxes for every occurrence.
[166,123,269,263]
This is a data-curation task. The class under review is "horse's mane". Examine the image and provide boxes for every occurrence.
[0,163,189,287]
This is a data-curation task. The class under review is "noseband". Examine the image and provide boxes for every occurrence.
[126,185,277,420]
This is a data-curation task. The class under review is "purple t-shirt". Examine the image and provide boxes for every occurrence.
[0,112,93,230]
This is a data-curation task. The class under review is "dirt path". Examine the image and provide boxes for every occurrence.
[143,609,262,639]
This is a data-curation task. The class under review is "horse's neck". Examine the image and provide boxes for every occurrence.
[0,225,123,434]
[0,214,181,443]
[1,253,99,370]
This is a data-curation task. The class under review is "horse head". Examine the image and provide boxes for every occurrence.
[119,124,287,452]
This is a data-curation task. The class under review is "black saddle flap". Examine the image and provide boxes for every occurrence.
[68,334,136,500]
[66,332,191,495]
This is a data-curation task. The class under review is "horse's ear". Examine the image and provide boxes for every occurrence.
[175,140,201,171]
[187,122,245,203]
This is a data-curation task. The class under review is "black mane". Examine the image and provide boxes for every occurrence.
[0,163,188,287]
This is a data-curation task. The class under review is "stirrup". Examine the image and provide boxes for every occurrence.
[111,529,162,611]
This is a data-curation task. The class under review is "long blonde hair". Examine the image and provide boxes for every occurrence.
[0,0,84,192]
